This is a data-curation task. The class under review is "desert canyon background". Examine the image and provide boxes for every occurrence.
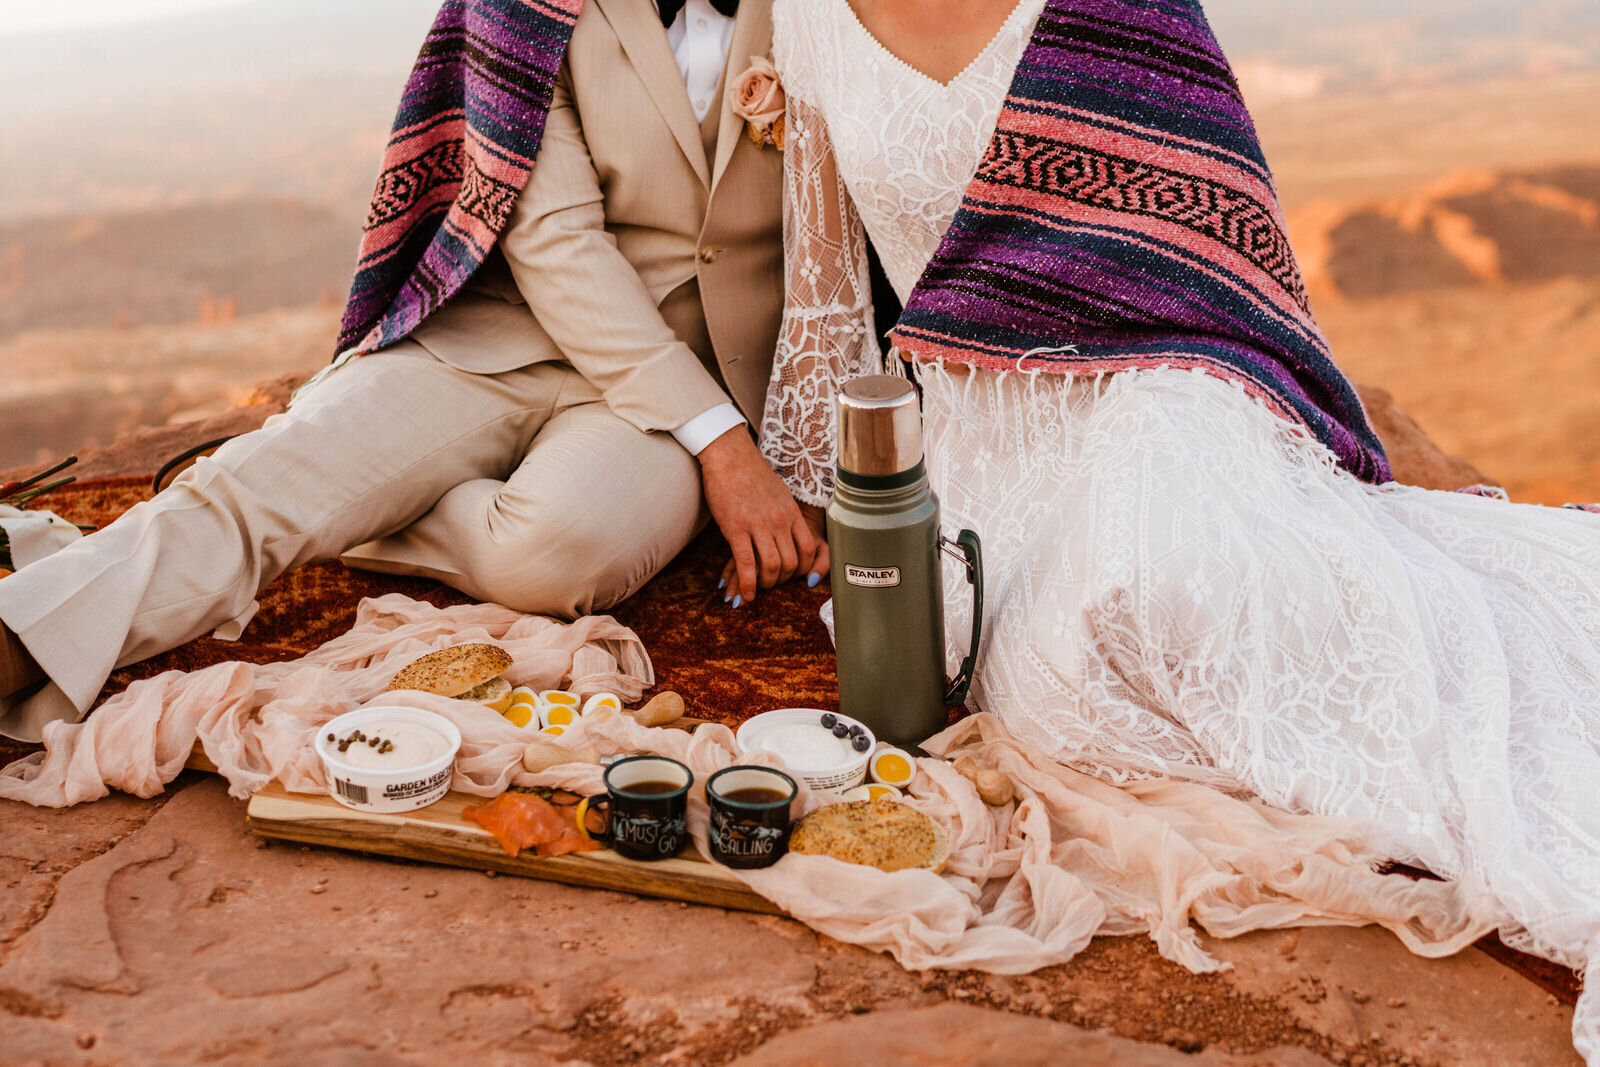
[1,0,1598,503]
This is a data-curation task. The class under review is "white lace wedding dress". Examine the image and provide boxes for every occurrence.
[765,0,1600,1056]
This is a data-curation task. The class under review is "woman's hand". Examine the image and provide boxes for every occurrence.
[717,502,829,605]
[797,503,829,581]
[699,429,827,606]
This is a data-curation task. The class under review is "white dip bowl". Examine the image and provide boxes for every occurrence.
[736,708,873,793]
[315,705,462,813]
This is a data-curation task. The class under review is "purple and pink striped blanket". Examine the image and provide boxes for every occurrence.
[336,0,586,358]
[890,0,1391,484]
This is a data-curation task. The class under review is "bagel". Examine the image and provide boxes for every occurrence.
[387,644,515,714]
[789,798,950,873]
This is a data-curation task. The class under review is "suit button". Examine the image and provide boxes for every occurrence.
[698,247,719,264]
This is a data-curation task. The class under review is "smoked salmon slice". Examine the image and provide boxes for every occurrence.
[463,792,600,858]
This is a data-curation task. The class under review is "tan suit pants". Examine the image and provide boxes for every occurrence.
[0,342,706,741]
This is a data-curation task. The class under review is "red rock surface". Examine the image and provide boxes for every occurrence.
[1355,385,1493,490]
[0,778,1577,1065]
[728,1003,1328,1065]
[0,373,311,485]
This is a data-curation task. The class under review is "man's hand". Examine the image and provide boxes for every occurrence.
[698,427,827,606]
[716,501,828,604]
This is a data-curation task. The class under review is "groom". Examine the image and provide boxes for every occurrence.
[0,0,816,740]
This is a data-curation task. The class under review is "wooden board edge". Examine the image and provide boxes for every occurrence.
[245,792,787,918]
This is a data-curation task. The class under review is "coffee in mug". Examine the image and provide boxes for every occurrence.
[705,766,798,869]
[586,756,692,861]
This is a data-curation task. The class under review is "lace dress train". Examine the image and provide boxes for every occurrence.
[766,0,1600,1057]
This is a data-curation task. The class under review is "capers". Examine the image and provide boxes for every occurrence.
[330,728,398,757]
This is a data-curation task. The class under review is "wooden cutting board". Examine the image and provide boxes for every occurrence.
[245,781,786,916]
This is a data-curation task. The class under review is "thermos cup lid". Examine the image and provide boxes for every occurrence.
[836,375,923,478]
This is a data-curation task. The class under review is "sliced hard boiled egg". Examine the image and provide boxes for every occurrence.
[503,703,537,728]
[582,692,622,717]
[869,747,916,788]
[510,685,538,705]
[541,724,566,736]
[841,783,902,803]
[542,704,580,728]
[539,690,580,709]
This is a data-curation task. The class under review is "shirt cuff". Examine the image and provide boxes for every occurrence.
[670,403,746,455]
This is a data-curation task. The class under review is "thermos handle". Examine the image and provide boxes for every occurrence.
[942,529,983,707]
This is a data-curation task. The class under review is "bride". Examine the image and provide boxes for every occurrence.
[759,0,1600,1058]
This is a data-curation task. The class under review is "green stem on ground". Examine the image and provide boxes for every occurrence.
[1,456,78,496]
[5,477,77,507]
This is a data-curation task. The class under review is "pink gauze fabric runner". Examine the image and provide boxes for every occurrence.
[0,594,1492,974]
[0,594,653,807]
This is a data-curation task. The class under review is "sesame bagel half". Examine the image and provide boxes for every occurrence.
[387,644,515,713]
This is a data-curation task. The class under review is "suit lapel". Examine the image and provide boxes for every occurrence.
[593,0,711,188]
[712,0,774,190]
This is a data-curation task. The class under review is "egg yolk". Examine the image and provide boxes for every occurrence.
[545,705,579,726]
[504,704,536,728]
[871,751,914,786]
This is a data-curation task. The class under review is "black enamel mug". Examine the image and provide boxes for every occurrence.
[580,755,692,861]
[705,765,799,869]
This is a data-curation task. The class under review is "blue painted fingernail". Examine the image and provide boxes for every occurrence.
[717,577,726,590]
[732,595,743,608]
[807,572,822,588]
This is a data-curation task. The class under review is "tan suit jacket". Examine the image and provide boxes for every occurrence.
[409,0,784,428]
[0,0,786,743]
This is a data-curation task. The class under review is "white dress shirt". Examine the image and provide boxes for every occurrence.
[663,0,746,455]
[665,0,738,123]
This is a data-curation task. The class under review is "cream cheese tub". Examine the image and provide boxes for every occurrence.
[735,708,874,792]
[315,706,462,813]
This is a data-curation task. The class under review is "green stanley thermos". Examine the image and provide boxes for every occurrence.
[827,375,983,750]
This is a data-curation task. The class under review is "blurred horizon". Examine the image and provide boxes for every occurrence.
[0,0,252,39]
[4,0,1598,221]
[2,0,1598,503]
[7,1,1598,94]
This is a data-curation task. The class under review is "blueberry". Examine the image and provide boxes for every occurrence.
[851,733,871,752]
[848,724,865,737]
[832,723,851,739]
[820,713,837,729]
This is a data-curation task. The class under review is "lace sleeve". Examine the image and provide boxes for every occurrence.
[758,94,883,507]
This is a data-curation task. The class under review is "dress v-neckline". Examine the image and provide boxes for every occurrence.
[837,0,1032,90]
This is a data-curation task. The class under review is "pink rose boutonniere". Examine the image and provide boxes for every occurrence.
[729,55,786,150]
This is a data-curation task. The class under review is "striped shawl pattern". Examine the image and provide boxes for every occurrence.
[889,0,1391,484]
[336,0,586,357]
